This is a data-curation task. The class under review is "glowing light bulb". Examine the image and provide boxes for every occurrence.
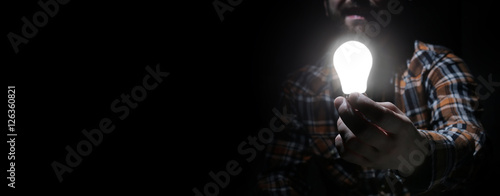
[333,40,373,95]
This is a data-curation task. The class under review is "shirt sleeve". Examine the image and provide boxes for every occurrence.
[402,49,486,193]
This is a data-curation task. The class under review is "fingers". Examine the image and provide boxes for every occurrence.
[338,92,404,134]
[336,117,379,165]
[334,96,390,146]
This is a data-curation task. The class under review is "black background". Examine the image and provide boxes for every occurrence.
[4,0,500,195]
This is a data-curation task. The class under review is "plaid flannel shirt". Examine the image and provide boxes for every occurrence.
[256,40,486,195]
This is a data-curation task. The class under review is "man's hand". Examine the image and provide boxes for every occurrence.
[334,92,429,176]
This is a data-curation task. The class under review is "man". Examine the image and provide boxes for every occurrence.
[255,0,487,195]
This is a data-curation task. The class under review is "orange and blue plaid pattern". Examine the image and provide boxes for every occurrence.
[256,40,486,195]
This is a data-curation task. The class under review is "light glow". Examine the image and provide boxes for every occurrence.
[333,40,373,94]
